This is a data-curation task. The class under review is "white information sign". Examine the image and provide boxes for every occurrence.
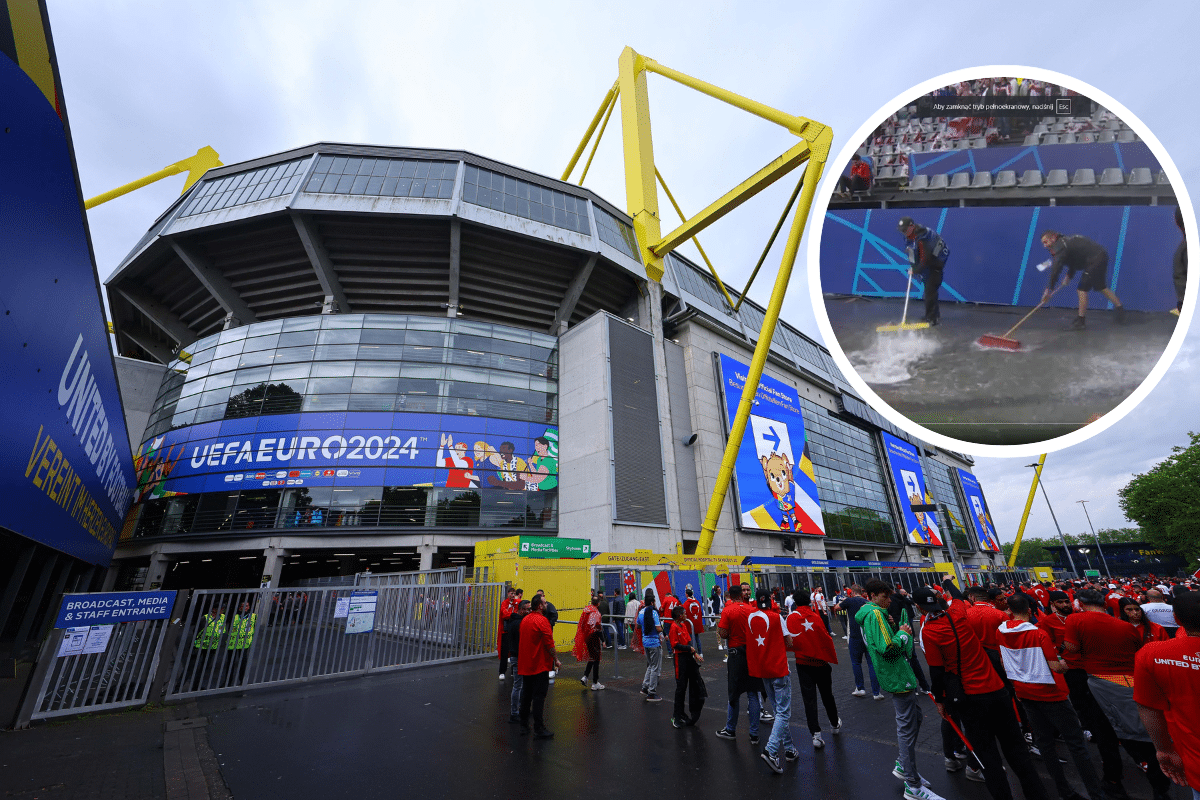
[333,597,350,619]
[346,591,377,634]
[82,625,113,655]
[58,627,89,656]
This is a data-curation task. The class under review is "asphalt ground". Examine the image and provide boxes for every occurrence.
[2,629,1191,800]
[823,296,1181,446]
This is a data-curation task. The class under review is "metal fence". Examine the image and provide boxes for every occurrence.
[355,567,464,587]
[25,616,173,722]
[165,582,503,700]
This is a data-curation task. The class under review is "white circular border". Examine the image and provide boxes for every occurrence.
[806,64,1197,460]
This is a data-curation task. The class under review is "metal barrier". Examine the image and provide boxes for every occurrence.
[21,614,174,724]
[165,582,503,700]
[355,567,464,587]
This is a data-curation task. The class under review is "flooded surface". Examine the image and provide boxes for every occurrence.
[825,296,1180,446]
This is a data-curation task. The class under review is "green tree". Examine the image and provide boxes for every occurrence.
[1002,536,1053,568]
[1119,432,1200,565]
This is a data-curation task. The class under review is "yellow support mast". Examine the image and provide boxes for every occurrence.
[565,47,833,556]
[1009,453,1047,567]
[85,146,222,209]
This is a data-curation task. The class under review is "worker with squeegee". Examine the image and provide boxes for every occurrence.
[1040,230,1126,331]
[902,216,949,327]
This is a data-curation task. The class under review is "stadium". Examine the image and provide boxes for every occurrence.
[95,142,1010,592]
[820,78,1183,446]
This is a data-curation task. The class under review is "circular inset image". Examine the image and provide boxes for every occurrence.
[810,68,1193,455]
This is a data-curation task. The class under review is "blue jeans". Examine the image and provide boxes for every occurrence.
[509,660,523,717]
[765,676,795,757]
[848,635,879,694]
[726,687,761,736]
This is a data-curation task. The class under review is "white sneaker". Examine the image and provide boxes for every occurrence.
[499,674,507,680]
[851,689,867,697]
[830,719,842,734]
[842,635,849,640]
[873,693,887,701]
[591,683,606,691]
[904,785,946,800]
[965,766,985,782]
[812,732,825,749]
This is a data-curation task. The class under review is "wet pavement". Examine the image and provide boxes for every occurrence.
[824,296,1181,446]
[2,631,1192,800]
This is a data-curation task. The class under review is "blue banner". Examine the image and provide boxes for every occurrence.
[879,432,943,546]
[55,591,177,628]
[956,468,1001,553]
[716,354,824,536]
[134,411,559,497]
[2,33,135,565]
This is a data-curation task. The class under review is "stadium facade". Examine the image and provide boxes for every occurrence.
[105,143,1001,591]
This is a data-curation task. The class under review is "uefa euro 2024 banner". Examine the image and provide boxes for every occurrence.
[716,354,824,536]
[3,4,135,566]
[880,432,943,546]
[956,468,1001,553]
[134,411,559,499]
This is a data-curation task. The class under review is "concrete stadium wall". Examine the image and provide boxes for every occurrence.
[821,205,1182,312]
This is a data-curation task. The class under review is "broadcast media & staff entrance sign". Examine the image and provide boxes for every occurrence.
[2,1,135,565]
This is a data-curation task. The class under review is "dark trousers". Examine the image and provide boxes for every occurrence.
[189,648,222,692]
[583,660,600,683]
[672,653,705,724]
[942,710,967,759]
[1065,669,1124,784]
[959,689,1051,800]
[499,634,510,675]
[1022,698,1103,800]
[795,662,839,733]
[920,268,943,322]
[908,652,930,692]
[519,671,550,732]
[224,649,250,687]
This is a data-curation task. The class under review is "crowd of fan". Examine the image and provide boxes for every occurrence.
[495,574,1199,800]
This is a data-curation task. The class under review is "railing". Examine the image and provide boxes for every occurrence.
[165,582,503,700]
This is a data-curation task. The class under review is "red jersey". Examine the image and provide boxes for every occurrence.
[850,160,872,187]
[1038,611,1082,668]
[966,602,1009,651]
[1064,610,1143,676]
[920,600,1004,695]
[787,607,837,666]
[998,620,1068,703]
[660,596,680,619]
[1133,637,1200,790]
[517,611,555,675]
[718,600,752,648]
[1136,621,1170,644]
[668,620,692,652]
[746,608,789,679]
[1105,592,1124,617]
[684,598,704,632]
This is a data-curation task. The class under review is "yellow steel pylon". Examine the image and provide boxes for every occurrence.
[1009,453,1047,567]
[85,146,222,210]
[565,47,833,556]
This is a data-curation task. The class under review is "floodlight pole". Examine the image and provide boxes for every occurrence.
[1027,461,1078,578]
[1076,500,1110,578]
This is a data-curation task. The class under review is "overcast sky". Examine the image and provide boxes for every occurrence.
[47,1,1200,548]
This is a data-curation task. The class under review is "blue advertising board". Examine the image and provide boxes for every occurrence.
[54,591,177,628]
[715,354,824,536]
[879,432,943,546]
[821,205,1181,312]
[134,411,559,498]
[956,468,1001,553]
[2,6,135,566]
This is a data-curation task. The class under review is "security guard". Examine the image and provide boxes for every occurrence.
[898,217,950,325]
[190,604,225,691]
[225,600,257,687]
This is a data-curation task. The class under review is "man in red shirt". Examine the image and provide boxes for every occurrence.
[715,584,762,743]
[1000,593,1102,800]
[1065,588,1169,800]
[668,605,705,728]
[1134,591,1200,798]
[914,583,1049,800]
[498,587,517,679]
[660,592,680,659]
[748,588,796,774]
[684,587,705,656]
[517,594,561,739]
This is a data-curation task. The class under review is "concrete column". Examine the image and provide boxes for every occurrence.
[100,563,121,592]
[417,543,437,571]
[142,551,170,590]
[261,546,288,589]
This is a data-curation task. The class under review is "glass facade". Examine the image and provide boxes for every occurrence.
[461,165,590,235]
[798,397,899,545]
[926,461,975,554]
[303,155,458,199]
[130,315,559,539]
[180,158,308,217]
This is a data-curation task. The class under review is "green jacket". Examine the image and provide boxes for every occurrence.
[856,601,918,694]
[194,613,225,650]
[227,613,256,650]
